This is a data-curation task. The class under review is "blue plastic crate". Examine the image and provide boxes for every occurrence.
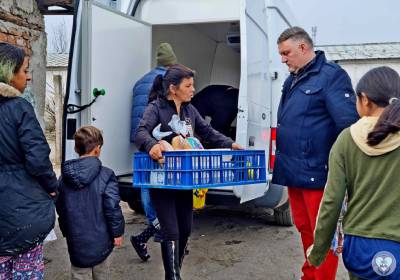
[133,150,266,189]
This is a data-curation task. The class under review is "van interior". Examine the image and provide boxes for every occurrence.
[152,22,241,90]
[152,22,241,139]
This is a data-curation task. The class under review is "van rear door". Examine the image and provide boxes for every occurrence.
[64,0,151,176]
[234,0,272,202]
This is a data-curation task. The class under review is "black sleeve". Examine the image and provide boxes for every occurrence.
[55,178,67,237]
[103,171,125,238]
[135,102,160,152]
[192,105,234,148]
[16,99,58,193]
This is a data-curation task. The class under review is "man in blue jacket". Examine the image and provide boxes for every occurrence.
[129,42,177,261]
[272,27,359,280]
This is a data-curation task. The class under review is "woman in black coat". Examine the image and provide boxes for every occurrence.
[136,64,242,279]
[0,42,58,279]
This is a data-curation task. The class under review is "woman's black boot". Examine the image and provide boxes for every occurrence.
[161,240,181,280]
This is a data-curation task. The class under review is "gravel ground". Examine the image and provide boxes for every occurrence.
[44,203,349,280]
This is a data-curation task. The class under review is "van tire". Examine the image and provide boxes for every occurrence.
[273,200,293,226]
[127,199,144,214]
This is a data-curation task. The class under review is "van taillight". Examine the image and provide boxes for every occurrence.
[269,127,277,171]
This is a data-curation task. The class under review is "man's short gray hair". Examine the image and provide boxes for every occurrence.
[277,26,314,47]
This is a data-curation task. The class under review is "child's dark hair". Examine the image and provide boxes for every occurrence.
[355,66,400,146]
[148,64,194,103]
[74,126,104,156]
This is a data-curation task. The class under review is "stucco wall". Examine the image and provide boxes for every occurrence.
[0,0,47,125]
[339,59,400,88]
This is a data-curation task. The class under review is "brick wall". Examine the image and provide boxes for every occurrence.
[0,0,47,125]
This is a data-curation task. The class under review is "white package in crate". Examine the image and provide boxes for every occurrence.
[150,169,164,185]
[191,154,234,184]
[149,153,235,186]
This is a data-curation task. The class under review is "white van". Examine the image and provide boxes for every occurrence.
[63,0,295,225]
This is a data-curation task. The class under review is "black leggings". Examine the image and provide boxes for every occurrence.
[150,189,193,241]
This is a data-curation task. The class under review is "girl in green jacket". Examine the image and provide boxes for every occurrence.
[307,66,400,280]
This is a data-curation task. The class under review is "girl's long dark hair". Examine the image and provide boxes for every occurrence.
[355,66,400,146]
[148,64,194,103]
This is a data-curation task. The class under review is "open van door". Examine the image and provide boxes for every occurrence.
[234,0,272,203]
[64,0,151,176]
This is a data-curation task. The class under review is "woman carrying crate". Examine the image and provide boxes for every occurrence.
[135,64,242,279]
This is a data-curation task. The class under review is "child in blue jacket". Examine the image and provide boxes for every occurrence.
[57,126,125,279]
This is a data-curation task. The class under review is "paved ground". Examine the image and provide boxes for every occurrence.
[44,203,348,280]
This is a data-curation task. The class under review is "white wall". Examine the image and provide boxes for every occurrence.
[209,43,240,88]
[45,67,68,131]
[153,25,215,91]
[46,67,68,99]
[338,59,400,88]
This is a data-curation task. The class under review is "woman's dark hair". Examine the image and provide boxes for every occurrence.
[148,64,194,103]
[355,66,400,146]
[0,42,25,84]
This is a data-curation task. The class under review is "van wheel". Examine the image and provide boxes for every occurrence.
[273,200,293,226]
[127,199,144,214]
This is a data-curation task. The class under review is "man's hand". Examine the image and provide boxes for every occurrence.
[149,143,164,161]
[231,143,244,150]
[114,236,123,247]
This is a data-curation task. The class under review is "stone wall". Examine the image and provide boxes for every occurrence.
[0,0,47,125]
